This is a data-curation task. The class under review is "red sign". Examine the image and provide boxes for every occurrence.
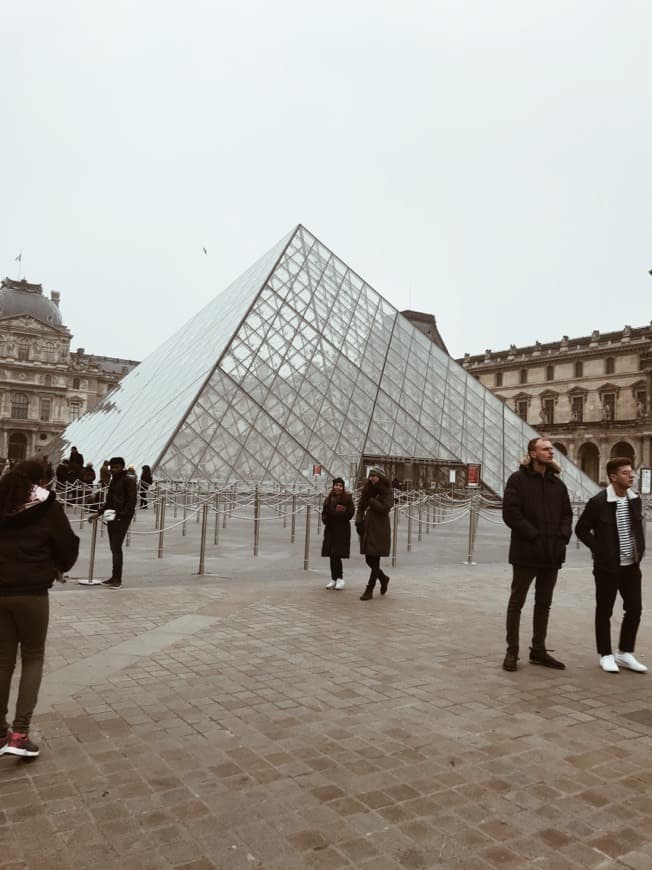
[312,464,322,476]
[466,464,481,488]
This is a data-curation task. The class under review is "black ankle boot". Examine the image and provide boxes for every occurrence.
[379,573,390,595]
[360,585,374,601]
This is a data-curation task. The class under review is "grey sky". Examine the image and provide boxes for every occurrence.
[3,1,651,363]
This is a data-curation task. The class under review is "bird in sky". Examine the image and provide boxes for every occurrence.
[202,247,207,255]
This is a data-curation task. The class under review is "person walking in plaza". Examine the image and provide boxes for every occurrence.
[321,477,354,590]
[502,438,572,671]
[575,457,647,674]
[356,466,394,601]
[89,457,137,589]
[99,460,111,488]
[0,459,79,758]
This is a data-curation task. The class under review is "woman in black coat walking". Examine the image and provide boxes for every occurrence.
[355,466,394,600]
[0,459,79,758]
[321,477,354,590]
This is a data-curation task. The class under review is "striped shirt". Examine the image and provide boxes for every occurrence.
[615,496,634,566]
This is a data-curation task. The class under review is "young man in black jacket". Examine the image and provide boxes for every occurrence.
[89,457,137,589]
[502,438,573,672]
[575,457,647,674]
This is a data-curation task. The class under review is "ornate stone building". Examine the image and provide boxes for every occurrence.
[460,323,652,484]
[0,277,139,463]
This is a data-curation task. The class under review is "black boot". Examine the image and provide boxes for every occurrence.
[360,583,374,601]
[379,572,390,595]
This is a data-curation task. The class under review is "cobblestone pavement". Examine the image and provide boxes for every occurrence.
[1,514,651,869]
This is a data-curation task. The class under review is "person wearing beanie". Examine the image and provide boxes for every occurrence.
[88,457,137,589]
[355,466,394,600]
[321,477,354,590]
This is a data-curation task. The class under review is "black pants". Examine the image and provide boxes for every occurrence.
[594,564,642,655]
[107,519,130,581]
[329,556,343,580]
[0,595,49,734]
[505,566,558,654]
[365,555,388,588]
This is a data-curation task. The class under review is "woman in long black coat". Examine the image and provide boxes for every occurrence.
[321,477,354,590]
[355,466,394,600]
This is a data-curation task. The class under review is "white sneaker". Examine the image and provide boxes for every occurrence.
[615,652,648,673]
[334,579,345,590]
[325,580,336,589]
[600,655,619,673]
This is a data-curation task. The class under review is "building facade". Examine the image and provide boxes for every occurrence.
[460,323,652,483]
[0,277,139,464]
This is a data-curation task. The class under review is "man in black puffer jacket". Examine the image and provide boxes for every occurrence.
[90,457,137,590]
[502,438,572,672]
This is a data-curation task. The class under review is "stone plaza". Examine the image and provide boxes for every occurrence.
[1,501,651,870]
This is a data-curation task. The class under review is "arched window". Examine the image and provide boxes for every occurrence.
[42,341,55,363]
[8,433,27,462]
[17,338,30,361]
[11,393,29,419]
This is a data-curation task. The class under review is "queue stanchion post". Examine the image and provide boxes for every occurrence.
[78,515,103,586]
[463,494,478,565]
[157,497,166,558]
[391,506,399,568]
[198,502,208,575]
[214,491,220,545]
[253,487,260,557]
[291,491,296,544]
[303,503,311,571]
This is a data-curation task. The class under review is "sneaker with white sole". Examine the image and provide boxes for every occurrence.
[325,580,336,589]
[4,732,39,757]
[600,654,619,673]
[334,579,345,590]
[615,652,648,673]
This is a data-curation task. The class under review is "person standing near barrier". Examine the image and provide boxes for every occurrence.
[139,465,153,509]
[0,459,79,758]
[322,477,354,590]
[356,466,393,601]
[502,438,572,671]
[89,457,137,590]
[575,458,647,674]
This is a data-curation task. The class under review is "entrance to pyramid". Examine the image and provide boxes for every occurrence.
[360,456,466,491]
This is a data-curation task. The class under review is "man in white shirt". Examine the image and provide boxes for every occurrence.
[576,457,647,673]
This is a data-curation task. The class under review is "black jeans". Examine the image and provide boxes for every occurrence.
[0,595,49,734]
[107,518,130,581]
[365,555,388,588]
[505,566,558,654]
[329,556,343,580]
[594,564,642,655]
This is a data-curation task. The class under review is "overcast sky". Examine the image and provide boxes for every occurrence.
[3,1,651,363]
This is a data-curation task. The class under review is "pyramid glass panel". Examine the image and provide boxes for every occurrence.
[53,224,598,497]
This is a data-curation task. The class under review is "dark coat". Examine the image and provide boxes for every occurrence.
[321,492,354,558]
[575,487,645,572]
[0,492,80,596]
[355,478,394,557]
[101,470,137,522]
[502,464,572,568]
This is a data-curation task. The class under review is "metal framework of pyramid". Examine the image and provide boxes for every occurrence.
[56,225,598,498]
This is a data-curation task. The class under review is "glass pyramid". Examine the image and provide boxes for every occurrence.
[55,225,598,498]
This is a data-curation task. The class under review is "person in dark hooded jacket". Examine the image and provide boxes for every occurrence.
[502,438,572,672]
[355,466,394,600]
[0,459,79,758]
[321,477,354,590]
